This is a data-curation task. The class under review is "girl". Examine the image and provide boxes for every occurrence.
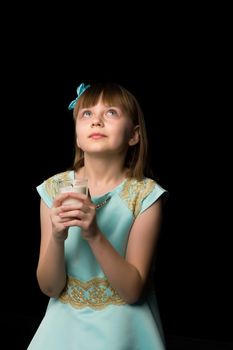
[27,82,168,349]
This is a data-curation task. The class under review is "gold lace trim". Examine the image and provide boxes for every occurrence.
[59,276,127,310]
[120,178,156,217]
[44,171,71,200]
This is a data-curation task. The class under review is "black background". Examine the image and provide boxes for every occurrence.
[1,6,232,349]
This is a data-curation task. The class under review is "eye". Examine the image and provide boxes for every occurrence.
[105,109,118,117]
[82,110,92,118]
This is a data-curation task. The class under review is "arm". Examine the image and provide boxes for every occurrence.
[36,199,67,298]
[85,199,163,304]
[36,190,95,297]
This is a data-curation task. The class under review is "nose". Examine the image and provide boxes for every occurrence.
[91,114,104,127]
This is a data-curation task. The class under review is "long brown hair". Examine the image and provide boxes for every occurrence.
[71,83,152,180]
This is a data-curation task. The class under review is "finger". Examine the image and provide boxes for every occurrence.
[53,193,72,207]
[87,188,91,199]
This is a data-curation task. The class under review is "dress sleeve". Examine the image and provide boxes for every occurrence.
[36,180,55,208]
[139,181,168,215]
[36,171,72,208]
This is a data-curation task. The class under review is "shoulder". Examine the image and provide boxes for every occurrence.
[43,170,73,197]
[121,177,156,199]
[36,170,73,207]
[120,178,167,217]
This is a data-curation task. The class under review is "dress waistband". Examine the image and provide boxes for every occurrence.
[59,276,127,310]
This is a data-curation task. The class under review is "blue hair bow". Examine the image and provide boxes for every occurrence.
[68,83,91,110]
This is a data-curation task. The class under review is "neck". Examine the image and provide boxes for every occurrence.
[77,155,127,196]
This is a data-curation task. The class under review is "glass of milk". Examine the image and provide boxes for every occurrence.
[59,178,88,205]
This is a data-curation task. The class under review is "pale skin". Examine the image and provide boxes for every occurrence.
[36,99,163,304]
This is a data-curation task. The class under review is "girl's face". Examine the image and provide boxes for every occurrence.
[75,99,139,156]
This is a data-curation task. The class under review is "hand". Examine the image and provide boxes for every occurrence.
[53,191,99,240]
[50,191,76,241]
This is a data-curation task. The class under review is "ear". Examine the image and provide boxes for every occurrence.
[128,125,140,146]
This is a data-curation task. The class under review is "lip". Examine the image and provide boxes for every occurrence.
[89,133,106,139]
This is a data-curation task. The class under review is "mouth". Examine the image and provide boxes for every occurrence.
[89,133,106,140]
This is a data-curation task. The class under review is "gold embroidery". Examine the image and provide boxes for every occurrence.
[59,276,127,310]
[44,171,71,200]
[120,178,155,217]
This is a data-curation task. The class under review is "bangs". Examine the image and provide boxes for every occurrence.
[74,83,136,118]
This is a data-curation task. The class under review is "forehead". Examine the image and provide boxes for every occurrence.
[78,91,126,110]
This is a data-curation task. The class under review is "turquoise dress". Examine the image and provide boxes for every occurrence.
[27,170,167,350]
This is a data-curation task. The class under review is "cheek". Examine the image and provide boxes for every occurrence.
[123,125,134,142]
[113,129,132,149]
[76,135,80,147]
[76,123,85,147]
[76,131,86,148]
